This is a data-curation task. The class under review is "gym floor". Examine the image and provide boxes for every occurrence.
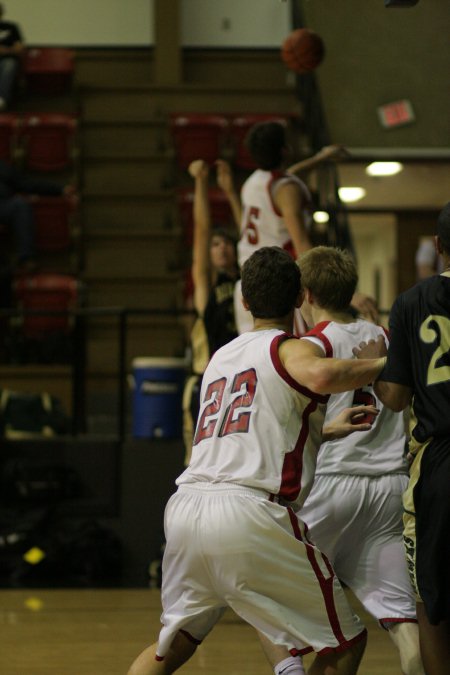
[0,587,401,674]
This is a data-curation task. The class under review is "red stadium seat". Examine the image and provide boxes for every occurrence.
[13,273,80,339]
[19,113,77,172]
[230,114,289,169]
[27,193,79,252]
[22,48,75,95]
[0,114,20,164]
[170,114,229,169]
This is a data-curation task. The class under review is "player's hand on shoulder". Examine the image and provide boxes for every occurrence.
[352,334,387,359]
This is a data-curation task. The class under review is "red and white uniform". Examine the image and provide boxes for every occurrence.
[301,319,416,625]
[156,330,366,659]
[234,170,312,334]
[237,169,312,267]
[179,329,325,507]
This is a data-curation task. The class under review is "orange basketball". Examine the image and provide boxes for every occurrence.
[281,28,325,74]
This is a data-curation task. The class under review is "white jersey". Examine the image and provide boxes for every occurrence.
[303,319,408,476]
[178,329,328,509]
[238,169,312,266]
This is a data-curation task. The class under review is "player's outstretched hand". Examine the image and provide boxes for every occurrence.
[322,404,379,441]
[317,144,351,162]
[215,159,235,195]
[352,334,387,360]
[188,159,209,179]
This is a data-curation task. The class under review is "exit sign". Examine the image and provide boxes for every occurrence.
[377,99,415,128]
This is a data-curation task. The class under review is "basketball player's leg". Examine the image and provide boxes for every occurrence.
[415,603,450,675]
[127,631,197,675]
[258,632,306,674]
[342,475,423,675]
[410,441,450,674]
[303,474,423,675]
[388,622,423,675]
[307,635,366,675]
[258,631,365,675]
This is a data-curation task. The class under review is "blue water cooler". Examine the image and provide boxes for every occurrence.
[131,357,186,439]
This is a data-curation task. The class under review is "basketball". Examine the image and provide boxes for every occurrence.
[281,28,325,74]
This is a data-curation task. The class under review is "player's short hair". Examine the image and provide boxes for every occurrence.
[245,122,286,170]
[241,246,301,319]
[437,202,450,254]
[298,246,358,312]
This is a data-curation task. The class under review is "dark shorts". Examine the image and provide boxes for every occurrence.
[405,437,450,624]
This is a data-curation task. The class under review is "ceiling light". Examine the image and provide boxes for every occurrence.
[366,161,403,176]
[338,187,366,203]
[313,211,330,223]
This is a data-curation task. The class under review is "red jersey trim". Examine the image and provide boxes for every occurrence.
[279,398,317,502]
[179,629,202,645]
[286,507,360,647]
[270,333,329,403]
[304,321,333,357]
[290,627,368,658]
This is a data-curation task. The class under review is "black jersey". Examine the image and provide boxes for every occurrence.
[191,271,238,376]
[203,271,238,358]
[381,274,450,443]
[0,21,22,49]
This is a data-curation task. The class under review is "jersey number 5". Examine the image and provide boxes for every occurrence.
[193,368,258,445]
[244,206,260,245]
[352,387,377,424]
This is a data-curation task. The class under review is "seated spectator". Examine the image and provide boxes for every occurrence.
[0,158,74,273]
[0,3,24,110]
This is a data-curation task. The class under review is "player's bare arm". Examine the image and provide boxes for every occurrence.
[274,182,312,255]
[216,159,242,231]
[374,381,412,412]
[353,339,412,412]
[279,335,386,395]
[322,404,379,441]
[286,144,349,175]
[189,159,212,315]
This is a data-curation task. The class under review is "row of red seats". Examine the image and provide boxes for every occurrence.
[1,51,78,358]
[0,193,79,261]
[11,272,80,341]
[170,113,293,170]
[0,113,77,172]
[21,47,75,96]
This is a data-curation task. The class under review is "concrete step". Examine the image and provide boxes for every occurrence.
[80,84,302,123]
[81,193,177,230]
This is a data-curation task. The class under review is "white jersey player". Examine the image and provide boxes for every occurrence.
[235,168,312,336]
[127,246,387,675]
[232,122,312,335]
[237,169,312,267]
[178,329,327,510]
[297,247,423,675]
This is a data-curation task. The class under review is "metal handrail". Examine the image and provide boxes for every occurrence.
[0,304,390,442]
[0,306,195,442]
